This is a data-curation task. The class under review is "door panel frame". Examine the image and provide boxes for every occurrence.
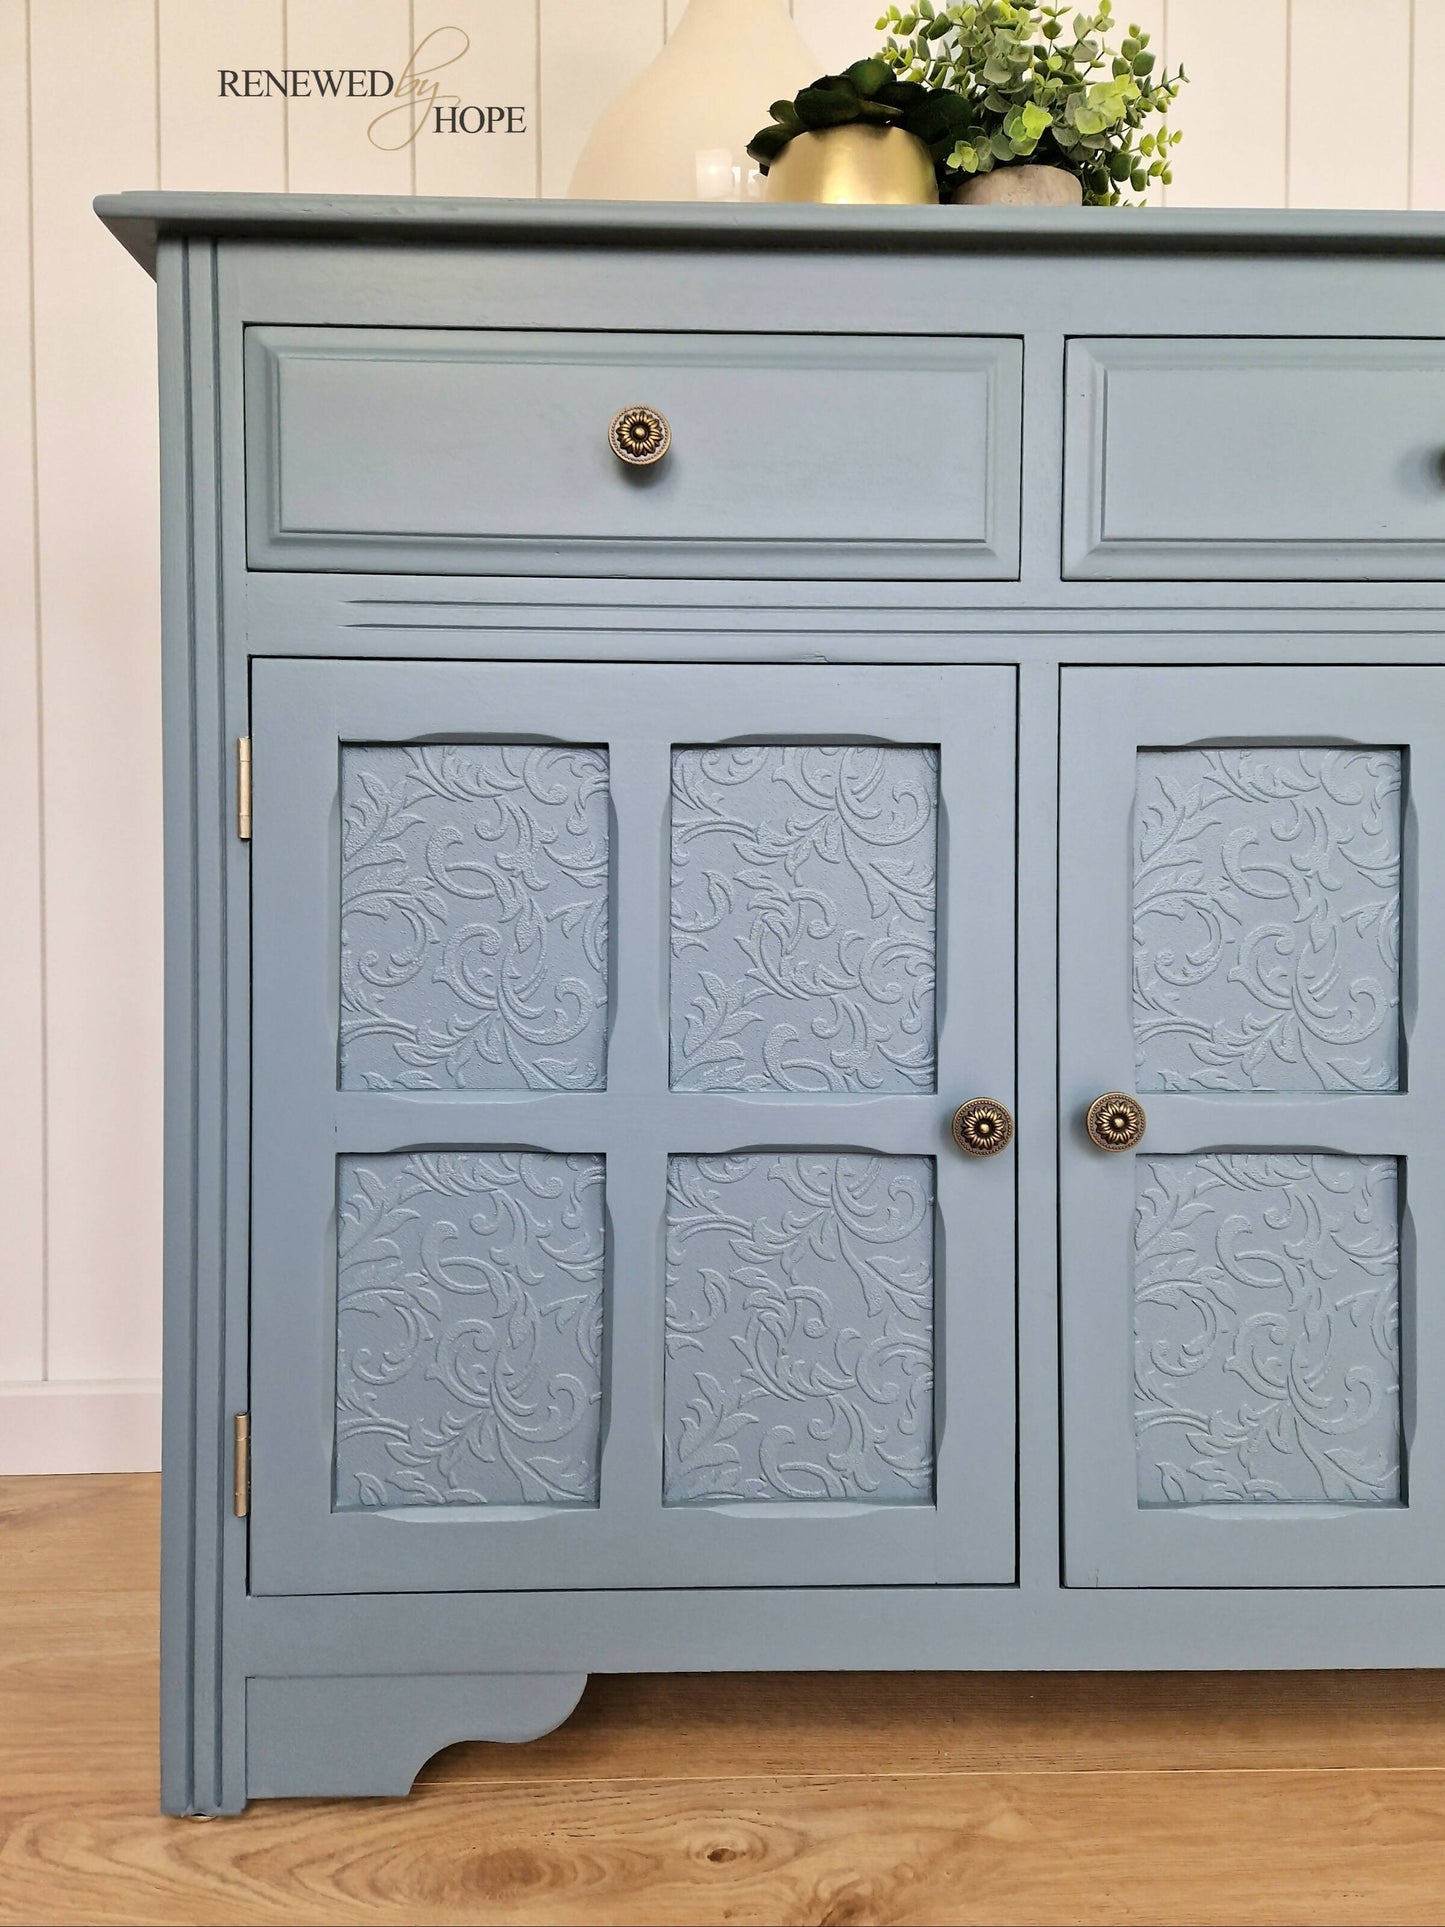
[1061,666,1445,1587]
[250,659,1018,1595]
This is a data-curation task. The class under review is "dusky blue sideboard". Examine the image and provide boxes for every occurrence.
[97,193,1445,1814]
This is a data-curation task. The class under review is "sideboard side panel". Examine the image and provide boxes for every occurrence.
[158,236,238,1817]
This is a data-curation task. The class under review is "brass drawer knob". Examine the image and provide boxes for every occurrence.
[1086,1092,1147,1152]
[952,1098,1014,1158]
[609,405,671,467]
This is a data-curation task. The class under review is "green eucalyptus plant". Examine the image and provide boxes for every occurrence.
[747,56,971,175]
[875,2,1186,203]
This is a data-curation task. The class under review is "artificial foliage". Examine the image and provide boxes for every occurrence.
[875,2,1185,203]
[747,56,972,175]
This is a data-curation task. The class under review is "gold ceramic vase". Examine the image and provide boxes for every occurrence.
[767,125,939,206]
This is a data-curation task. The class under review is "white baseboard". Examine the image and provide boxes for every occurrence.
[0,1380,162,1474]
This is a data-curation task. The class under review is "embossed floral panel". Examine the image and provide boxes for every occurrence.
[670,746,938,1093]
[1133,748,1401,1091]
[339,744,609,1091]
[1135,1153,1401,1507]
[334,1152,605,1509]
[663,1153,935,1505]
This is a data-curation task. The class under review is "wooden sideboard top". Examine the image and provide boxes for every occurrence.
[95,190,1445,279]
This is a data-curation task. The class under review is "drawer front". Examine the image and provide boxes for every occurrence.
[245,327,1022,579]
[1064,338,1445,579]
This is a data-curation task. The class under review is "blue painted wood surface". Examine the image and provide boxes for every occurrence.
[95,194,1445,1813]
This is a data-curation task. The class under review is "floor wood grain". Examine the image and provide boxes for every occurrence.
[4,1474,1445,1926]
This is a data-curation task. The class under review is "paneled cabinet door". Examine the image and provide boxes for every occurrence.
[249,660,1017,1595]
[1061,668,1445,1588]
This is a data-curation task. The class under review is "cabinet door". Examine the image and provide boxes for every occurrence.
[249,660,1016,1595]
[1061,668,1445,1587]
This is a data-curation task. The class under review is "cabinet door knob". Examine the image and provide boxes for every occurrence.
[1085,1092,1147,1152]
[951,1098,1014,1158]
[609,405,671,467]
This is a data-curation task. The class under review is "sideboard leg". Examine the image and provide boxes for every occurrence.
[243,1671,589,1803]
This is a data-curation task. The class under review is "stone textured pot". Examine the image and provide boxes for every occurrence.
[950,165,1084,207]
[767,125,939,206]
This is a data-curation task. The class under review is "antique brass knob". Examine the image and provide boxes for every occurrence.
[951,1098,1014,1158]
[1086,1092,1147,1152]
[609,405,671,467]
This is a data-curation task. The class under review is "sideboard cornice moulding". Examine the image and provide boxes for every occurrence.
[96,192,1445,273]
[96,190,1445,1816]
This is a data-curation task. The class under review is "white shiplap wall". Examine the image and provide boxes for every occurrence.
[3,0,1443,1471]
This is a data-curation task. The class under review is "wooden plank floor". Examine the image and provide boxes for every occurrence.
[4,1476,1445,1925]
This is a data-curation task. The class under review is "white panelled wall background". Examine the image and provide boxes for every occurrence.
[2,0,1444,1472]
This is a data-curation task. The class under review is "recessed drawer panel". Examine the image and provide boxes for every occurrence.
[1064,338,1445,580]
[245,326,1022,579]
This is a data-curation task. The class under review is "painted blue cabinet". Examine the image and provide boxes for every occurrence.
[96,193,1445,1814]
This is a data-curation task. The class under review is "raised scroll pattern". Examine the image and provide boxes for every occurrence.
[335,1152,604,1509]
[340,745,609,1091]
[1135,1153,1401,1507]
[1133,749,1401,1091]
[670,746,938,1093]
[663,1153,935,1504]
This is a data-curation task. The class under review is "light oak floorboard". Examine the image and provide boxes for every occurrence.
[6,1774,1445,1927]
[426,1666,1445,1784]
[5,1473,1445,1925]
[0,1593,158,1801]
[0,1474,159,1594]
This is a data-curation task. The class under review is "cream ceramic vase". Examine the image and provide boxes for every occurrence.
[567,0,819,202]
[950,165,1084,206]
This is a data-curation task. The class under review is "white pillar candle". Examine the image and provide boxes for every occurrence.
[695,146,738,201]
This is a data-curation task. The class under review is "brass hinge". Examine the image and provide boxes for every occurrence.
[236,737,252,842]
[232,1413,251,1518]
